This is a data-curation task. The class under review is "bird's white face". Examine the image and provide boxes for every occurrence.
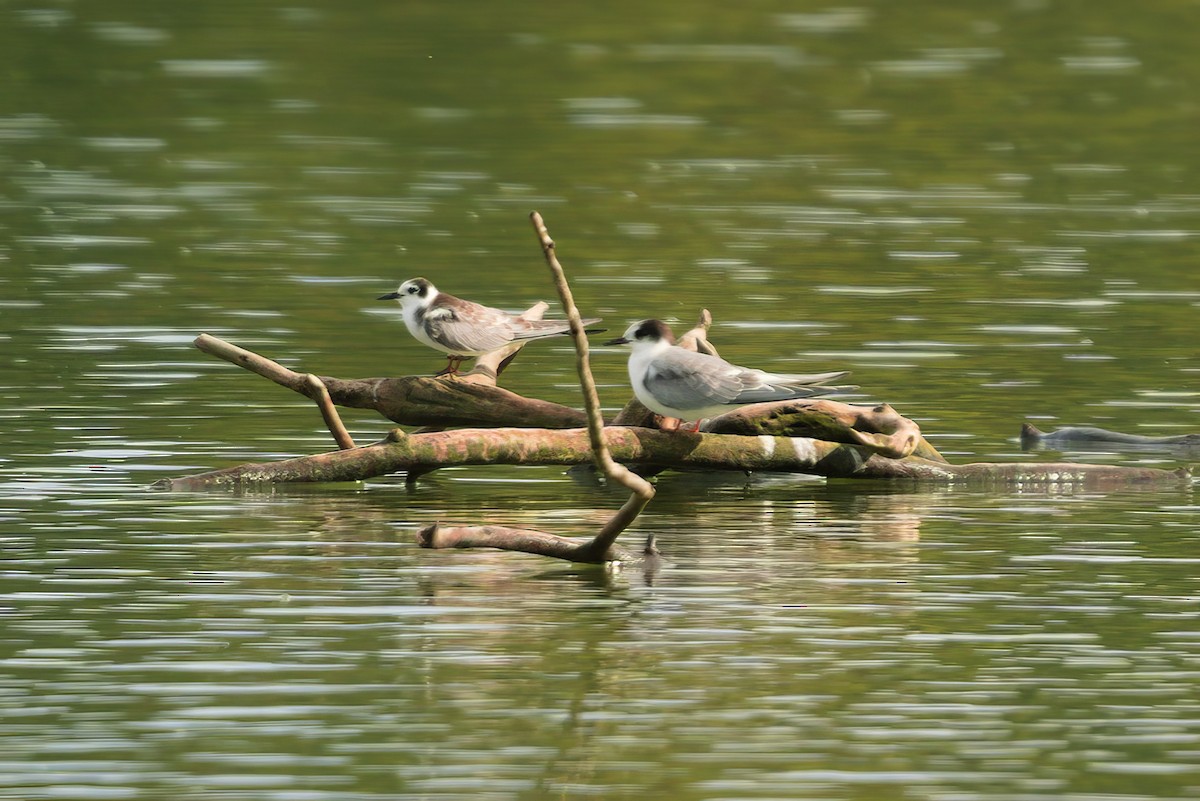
[394,278,437,313]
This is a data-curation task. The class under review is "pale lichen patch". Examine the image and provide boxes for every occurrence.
[790,437,818,464]
[759,435,776,459]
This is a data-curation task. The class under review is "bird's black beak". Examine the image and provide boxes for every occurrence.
[377,291,401,300]
[603,336,629,346]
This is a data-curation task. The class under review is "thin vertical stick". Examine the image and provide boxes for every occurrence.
[530,212,655,557]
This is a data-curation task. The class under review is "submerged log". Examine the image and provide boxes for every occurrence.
[1022,423,1200,455]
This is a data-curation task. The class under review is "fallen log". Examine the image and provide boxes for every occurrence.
[156,425,1188,491]
[193,332,938,458]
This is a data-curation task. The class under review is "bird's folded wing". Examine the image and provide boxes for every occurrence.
[424,307,515,353]
[728,381,833,404]
[643,350,743,409]
[729,366,852,403]
[775,370,850,384]
[510,317,603,341]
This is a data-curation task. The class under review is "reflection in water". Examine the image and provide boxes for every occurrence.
[2,472,1198,798]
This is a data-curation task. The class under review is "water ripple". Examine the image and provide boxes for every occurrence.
[161,59,272,78]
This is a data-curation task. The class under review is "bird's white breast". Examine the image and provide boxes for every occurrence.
[628,341,684,418]
[402,302,454,355]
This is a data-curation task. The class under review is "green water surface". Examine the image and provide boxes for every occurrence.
[1,1,1198,799]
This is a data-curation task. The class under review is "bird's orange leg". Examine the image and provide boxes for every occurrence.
[434,355,464,377]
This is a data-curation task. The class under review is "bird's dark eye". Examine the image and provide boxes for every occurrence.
[406,285,420,295]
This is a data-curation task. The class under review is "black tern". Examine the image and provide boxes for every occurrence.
[379,277,603,376]
[605,319,850,430]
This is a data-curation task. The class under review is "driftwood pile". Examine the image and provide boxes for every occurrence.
[158,213,1190,563]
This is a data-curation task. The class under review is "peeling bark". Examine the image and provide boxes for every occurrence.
[705,400,943,462]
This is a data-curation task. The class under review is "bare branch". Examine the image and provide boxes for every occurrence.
[534,211,656,554]
[417,523,634,562]
[193,333,587,429]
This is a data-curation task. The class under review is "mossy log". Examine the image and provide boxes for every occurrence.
[167,334,1189,493]
[158,425,1188,491]
[191,332,945,457]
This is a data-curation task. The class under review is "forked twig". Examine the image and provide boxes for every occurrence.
[676,308,719,357]
[304,374,356,450]
[534,211,657,555]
